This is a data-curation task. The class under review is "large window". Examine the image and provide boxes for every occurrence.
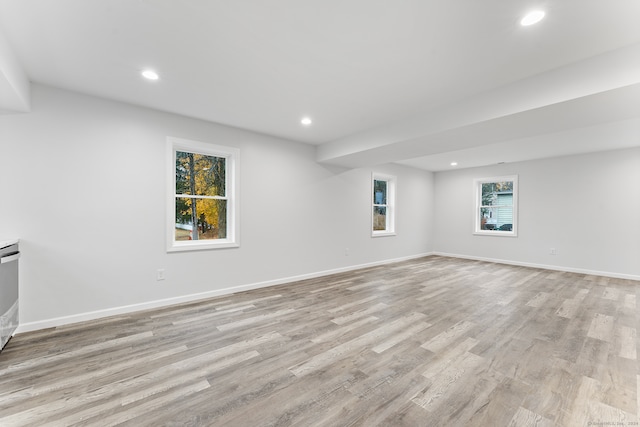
[372,173,396,237]
[474,175,517,236]
[167,137,239,252]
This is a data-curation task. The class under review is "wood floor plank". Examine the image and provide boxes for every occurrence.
[526,292,551,308]
[556,298,580,319]
[421,337,479,379]
[213,294,283,310]
[617,325,637,360]
[290,312,426,377]
[371,321,432,354]
[0,255,636,426]
[45,379,211,427]
[637,375,640,423]
[509,406,553,427]
[508,406,554,427]
[1,333,278,425]
[411,350,483,411]
[172,304,255,325]
[602,287,620,301]
[0,331,154,377]
[216,308,296,331]
[330,302,388,325]
[566,375,638,426]
[420,320,475,353]
[587,313,615,342]
[327,295,379,313]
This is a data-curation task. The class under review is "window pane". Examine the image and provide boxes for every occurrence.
[175,197,227,240]
[373,206,387,231]
[373,180,387,204]
[479,206,513,231]
[481,181,513,206]
[175,151,226,197]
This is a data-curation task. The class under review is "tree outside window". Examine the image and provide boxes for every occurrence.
[175,151,227,241]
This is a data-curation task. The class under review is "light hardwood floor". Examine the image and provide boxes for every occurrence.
[0,256,637,426]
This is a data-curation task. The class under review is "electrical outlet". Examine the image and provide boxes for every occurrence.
[156,268,166,281]
[549,248,557,255]
[345,248,350,256]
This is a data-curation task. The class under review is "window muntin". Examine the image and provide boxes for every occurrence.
[167,137,239,251]
[474,175,517,236]
[372,173,396,236]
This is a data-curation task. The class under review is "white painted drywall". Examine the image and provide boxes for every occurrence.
[0,26,30,112]
[433,148,640,278]
[0,84,434,328]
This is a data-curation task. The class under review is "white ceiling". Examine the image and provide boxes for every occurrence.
[1,0,639,171]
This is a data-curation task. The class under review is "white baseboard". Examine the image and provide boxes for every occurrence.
[432,252,640,282]
[16,252,434,334]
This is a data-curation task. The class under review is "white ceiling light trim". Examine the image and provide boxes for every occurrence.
[141,69,159,81]
[301,117,312,126]
[520,10,545,26]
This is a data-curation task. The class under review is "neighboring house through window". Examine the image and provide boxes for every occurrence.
[372,173,396,236]
[474,175,518,236]
[167,137,239,251]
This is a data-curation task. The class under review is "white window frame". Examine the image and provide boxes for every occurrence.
[473,174,518,237]
[372,173,396,237]
[167,136,240,252]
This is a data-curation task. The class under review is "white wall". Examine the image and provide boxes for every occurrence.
[0,84,434,329]
[433,148,640,279]
[0,25,30,113]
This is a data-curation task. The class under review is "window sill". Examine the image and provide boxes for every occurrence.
[167,240,239,252]
[372,231,397,238]
[473,231,517,238]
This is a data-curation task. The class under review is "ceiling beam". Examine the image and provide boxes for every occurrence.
[316,43,640,168]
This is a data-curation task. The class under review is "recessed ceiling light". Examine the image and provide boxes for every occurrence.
[301,117,312,126]
[450,162,458,166]
[520,10,545,26]
[141,69,159,80]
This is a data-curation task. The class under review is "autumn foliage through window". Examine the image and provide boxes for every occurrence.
[175,151,227,241]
